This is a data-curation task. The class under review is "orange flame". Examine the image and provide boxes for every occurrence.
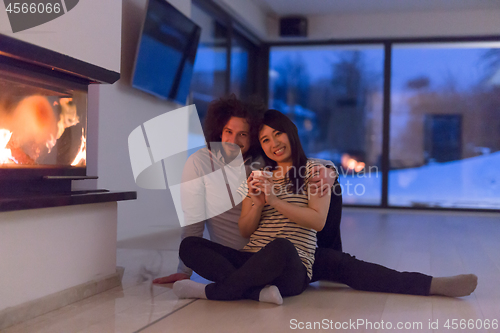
[0,129,17,164]
[46,133,57,154]
[341,153,365,173]
[70,128,86,166]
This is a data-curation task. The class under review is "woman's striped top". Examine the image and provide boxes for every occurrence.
[238,159,322,280]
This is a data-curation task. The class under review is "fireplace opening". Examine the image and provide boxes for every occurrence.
[0,39,94,197]
[0,34,137,212]
[0,75,87,169]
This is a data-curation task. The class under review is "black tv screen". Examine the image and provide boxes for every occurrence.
[132,0,201,105]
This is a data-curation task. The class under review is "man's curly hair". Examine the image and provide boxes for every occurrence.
[203,94,266,157]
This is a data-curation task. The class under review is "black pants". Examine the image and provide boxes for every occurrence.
[316,179,343,251]
[180,236,310,301]
[311,248,433,295]
[313,179,432,295]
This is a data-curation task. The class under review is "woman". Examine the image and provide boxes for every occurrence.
[173,110,477,304]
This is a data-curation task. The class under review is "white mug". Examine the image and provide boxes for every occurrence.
[252,170,273,178]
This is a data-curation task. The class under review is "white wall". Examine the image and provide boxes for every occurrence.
[266,9,500,41]
[97,0,191,241]
[0,203,117,309]
[213,0,268,39]
[0,0,121,72]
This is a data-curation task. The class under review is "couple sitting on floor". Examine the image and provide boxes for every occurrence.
[153,95,477,305]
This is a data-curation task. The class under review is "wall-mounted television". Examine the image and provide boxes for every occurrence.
[132,0,201,105]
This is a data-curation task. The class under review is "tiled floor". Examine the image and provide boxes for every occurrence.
[4,208,500,333]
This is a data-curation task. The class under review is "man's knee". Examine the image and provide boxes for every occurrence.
[179,236,204,259]
[312,248,345,276]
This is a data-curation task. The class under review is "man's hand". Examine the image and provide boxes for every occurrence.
[310,165,336,198]
[152,273,190,284]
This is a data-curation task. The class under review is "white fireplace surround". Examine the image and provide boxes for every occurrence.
[0,1,124,327]
[0,202,121,329]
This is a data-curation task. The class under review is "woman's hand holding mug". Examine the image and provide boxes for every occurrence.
[251,170,277,205]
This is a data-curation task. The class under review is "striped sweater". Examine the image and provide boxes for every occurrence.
[238,159,322,279]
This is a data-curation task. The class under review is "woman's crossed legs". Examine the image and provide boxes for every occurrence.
[175,237,309,303]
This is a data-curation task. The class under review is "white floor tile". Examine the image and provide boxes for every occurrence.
[4,209,499,333]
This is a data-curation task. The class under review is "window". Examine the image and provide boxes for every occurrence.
[268,39,500,210]
[269,45,385,205]
[424,114,462,164]
[230,32,257,100]
[190,4,228,120]
[390,42,500,209]
[190,1,259,123]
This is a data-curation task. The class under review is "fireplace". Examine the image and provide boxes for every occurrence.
[0,34,136,329]
[0,34,135,207]
[0,35,104,198]
[0,63,89,194]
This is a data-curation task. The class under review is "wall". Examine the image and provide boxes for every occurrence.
[0,0,121,72]
[266,9,500,41]
[97,0,191,241]
[0,203,117,310]
[213,0,268,39]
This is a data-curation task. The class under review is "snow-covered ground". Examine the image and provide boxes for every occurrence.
[340,151,500,209]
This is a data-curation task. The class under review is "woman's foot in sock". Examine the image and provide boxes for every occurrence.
[430,274,478,297]
[259,285,283,305]
[173,280,207,299]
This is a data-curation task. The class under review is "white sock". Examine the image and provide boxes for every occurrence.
[173,280,207,299]
[430,274,478,297]
[259,285,283,305]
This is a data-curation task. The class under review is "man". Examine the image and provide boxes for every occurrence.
[153,95,340,284]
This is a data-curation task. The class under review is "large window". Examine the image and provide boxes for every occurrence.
[190,1,258,122]
[269,40,500,210]
[269,45,385,205]
[230,33,256,100]
[390,42,500,209]
[190,4,228,120]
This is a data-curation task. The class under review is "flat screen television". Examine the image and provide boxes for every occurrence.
[132,0,201,105]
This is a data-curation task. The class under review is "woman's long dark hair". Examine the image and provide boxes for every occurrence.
[260,109,307,193]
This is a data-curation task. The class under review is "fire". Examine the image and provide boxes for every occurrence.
[46,134,57,153]
[341,153,365,173]
[1,94,85,167]
[0,129,17,164]
[70,128,86,166]
[57,97,79,139]
[11,96,58,147]
[348,159,365,173]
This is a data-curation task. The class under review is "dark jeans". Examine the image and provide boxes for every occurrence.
[311,248,433,295]
[312,179,432,295]
[179,236,310,301]
[316,179,343,251]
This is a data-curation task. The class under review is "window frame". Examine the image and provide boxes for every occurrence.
[191,0,262,97]
[266,35,500,213]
